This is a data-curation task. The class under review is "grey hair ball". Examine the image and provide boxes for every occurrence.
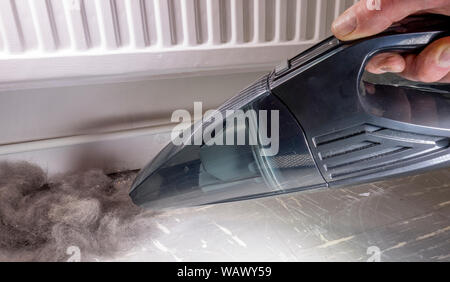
[0,161,155,262]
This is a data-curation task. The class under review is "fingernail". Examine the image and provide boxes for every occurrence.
[438,46,450,68]
[379,56,403,73]
[379,67,392,72]
[332,10,357,38]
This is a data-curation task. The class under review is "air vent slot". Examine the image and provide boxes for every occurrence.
[313,124,450,180]
[320,141,379,160]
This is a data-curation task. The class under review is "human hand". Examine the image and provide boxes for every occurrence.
[331,0,450,82]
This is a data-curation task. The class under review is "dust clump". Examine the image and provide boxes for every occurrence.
[0,162,155,261]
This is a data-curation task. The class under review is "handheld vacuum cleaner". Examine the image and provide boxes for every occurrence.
[130,15,450,210]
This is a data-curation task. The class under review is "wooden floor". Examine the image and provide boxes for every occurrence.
[114,168,450,262]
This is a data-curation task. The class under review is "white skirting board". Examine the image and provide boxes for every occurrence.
[0,125,173,176]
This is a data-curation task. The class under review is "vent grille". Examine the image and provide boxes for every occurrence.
[313,124,450,180]
[269,153,316,169]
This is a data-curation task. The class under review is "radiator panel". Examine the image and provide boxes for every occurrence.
[0,0,355,86]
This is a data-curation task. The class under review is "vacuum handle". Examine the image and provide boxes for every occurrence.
[272,14,449,137]
[272,14,449,86]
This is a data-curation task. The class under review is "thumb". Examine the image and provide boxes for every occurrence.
[332,0,449,41]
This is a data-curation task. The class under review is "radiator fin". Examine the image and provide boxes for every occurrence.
[0,0,353,54]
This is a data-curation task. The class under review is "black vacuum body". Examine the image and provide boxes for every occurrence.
[130,15,450,210]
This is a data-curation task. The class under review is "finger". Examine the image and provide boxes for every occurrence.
[400,37,450,83]
[425,5,450,16]
[366,52,406,74]
[332,0,450,41]
[438,72,450,83]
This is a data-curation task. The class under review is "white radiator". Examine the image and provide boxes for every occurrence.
[0,0,356,88]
